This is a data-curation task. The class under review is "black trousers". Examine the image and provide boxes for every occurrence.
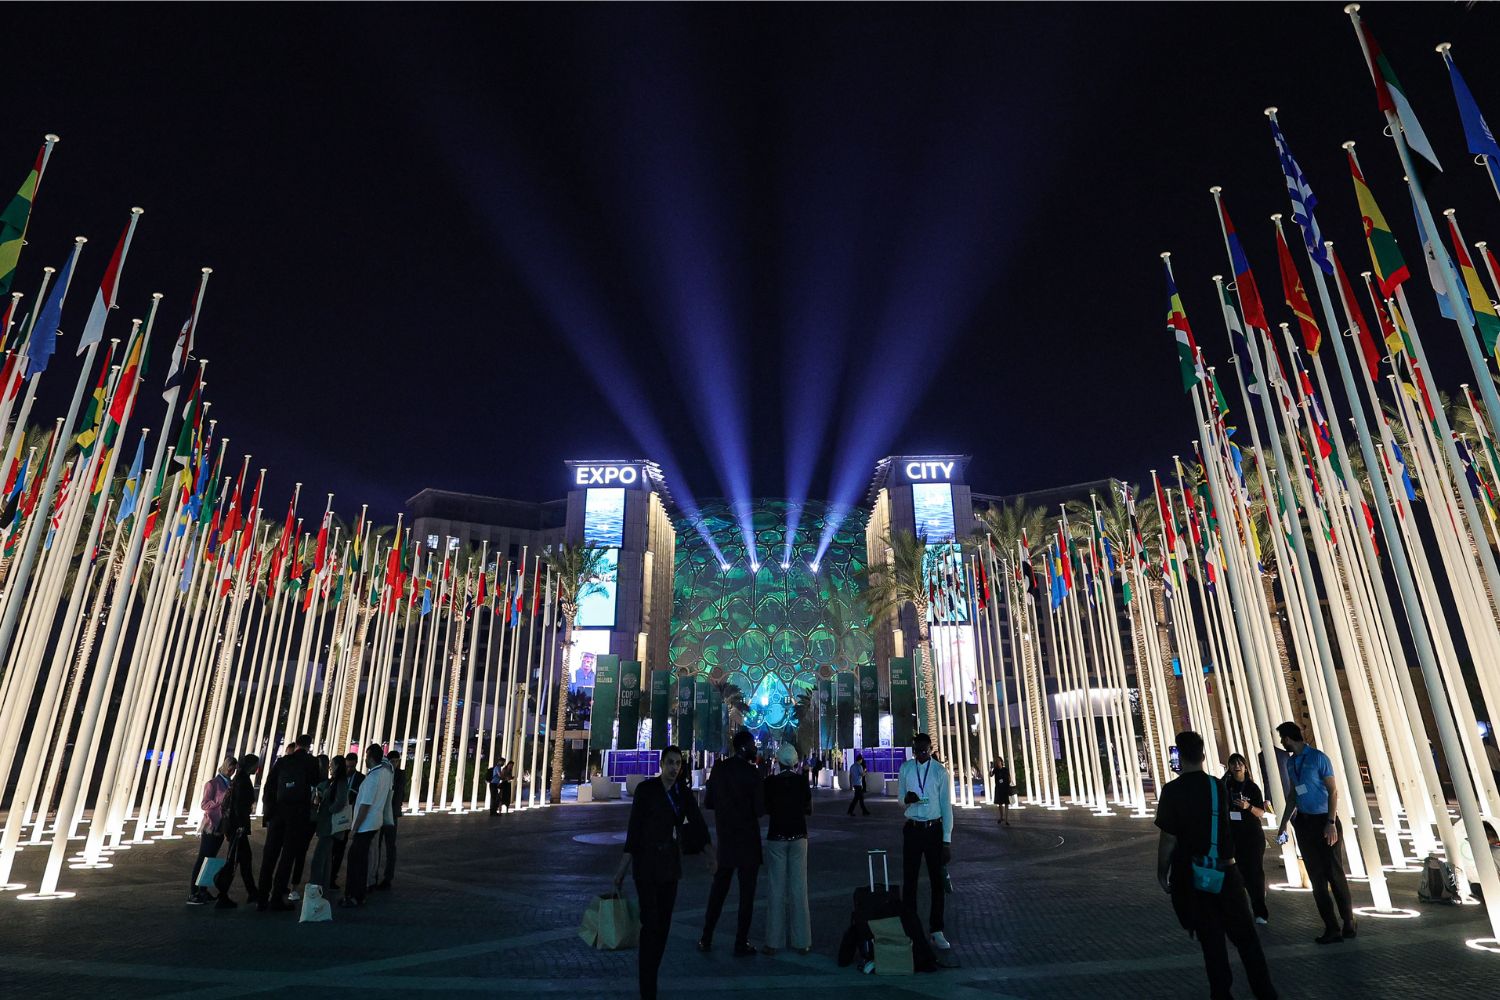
[214,830,256,898]
[190,832,224,894]
[489,783,503,813]
[902,821,946,933]
[635,877,679,1000]
[347,830,377,902]
[272,816,314,899]
[1237,840,1268,920]
[330,833,348,885]
[1293,813,1352,932]
[1192,867,1278,1000]
[381,821,398,883]
[702,862,759,945]
[847,786,869,815]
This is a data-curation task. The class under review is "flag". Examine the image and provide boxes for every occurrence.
[1353,13,1442,171]
[75,213,139,356]
[1218,281,1259,396]
[1268,115,1332,274]
[1165,262,1203,392]
[163,276,206,401]
[26,239,81,378]
[1218,198,1269,332]
[1411,192,1454,320]
[1276,223,1321,353]
[1389,438,1417,502]
[1048,546,1065,611]
[1333,248,1382,382]
[1367,282,1407,358]
[106,319,147,430]
[1442,48,1500,189]
[0,139,54,298]
[313,511,331,574]
[74,344,114,455]
[1448,218,1500,357]
[1349,152,1409,299]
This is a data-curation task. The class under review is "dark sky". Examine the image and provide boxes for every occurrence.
[4,2,1497,523]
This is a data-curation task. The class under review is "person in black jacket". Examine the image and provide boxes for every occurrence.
[1224,753,1270,924]
[698,729,766,955]
[213,753,260,908]
[615,745,712,1000]
[257,734,323,911]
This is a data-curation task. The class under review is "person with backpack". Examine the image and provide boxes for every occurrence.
[1273,722,1356,944]
[1156,731,1277,999]
[847,752,870,817]
[214,753,261,909]
[256,733,322,912]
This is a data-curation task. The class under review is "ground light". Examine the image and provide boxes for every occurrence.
[16,891,75,901]
[1466,937,1500,953]
[1354,906,1420,919]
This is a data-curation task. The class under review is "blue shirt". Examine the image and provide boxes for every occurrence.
[1286,745,1334,815]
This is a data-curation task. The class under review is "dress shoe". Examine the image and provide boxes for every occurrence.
[215,896,238,909]
[1342,920,1358,939]
[1315,930,1344,945]
[696,938,712,953]
[733,943,758,957]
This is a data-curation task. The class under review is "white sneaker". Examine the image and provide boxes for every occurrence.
[930,931,951,950]
[1255,917,1268,926]
[287,890,301,902]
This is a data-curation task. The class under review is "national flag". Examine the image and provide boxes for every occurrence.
[1352,12,1443,171]
[1447,218,1500,357]
[1348,152,1409,299]
[26,239,81,378]
[0,139,56,298]
[103,318,148,432]
[1364,274,1409,358]
[75,213,140,356]
[1276,223,1321,353]
[1442,47,1500,190]
[1333,248,1382,382]
[476,568,488,609]
[1165,262,1203,392]
[1218,281,1260,396]
[510,568,524,627]
[1048,546,1065,611]
[163,274,207,401]
[313,510,331,574]
[1218,198,1269,332]
[173,373,204,466]
[74,342,115,455]
[1268,115,1332,274]
[0,352,20,404]
[1389,438,1418,502]
[1411,188,1454,321]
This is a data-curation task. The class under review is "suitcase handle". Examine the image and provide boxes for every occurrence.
[867,849,889,892]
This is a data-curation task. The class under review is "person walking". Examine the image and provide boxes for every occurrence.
[1156,731,1277,999]
[498,756,515,813]
[377,749,405,890]
[214,753,261,909]
[188,753,237,904]
[991,756,1013,827]
[614,745,713,1000]
[489,759,505,815]
[343,743,393,908]
[257,734,323,912]
[1224,753,1270,925]
[847,752,870,817]
[1274,722,1356,944]
[698,729,766,955]
[899,733,953,952]
[309,755,352,892]
[762,743,812,956]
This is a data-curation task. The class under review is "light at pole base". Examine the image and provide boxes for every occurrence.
[1270,882,1312,893]
[0,882,26,891]
[16,891,75,901]
[68,861,112,870]
[1353,906,1419,919]
[1466,937,1500,954]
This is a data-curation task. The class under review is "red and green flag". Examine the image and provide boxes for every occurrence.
[1447,218,1500,358]
[1165,261,1203,393]
[1349,152,1409,299]
[0,138,56,298]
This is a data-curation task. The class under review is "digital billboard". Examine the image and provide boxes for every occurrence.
[569,628,614,693]
[579,487,623,627]
[912,482,956,542]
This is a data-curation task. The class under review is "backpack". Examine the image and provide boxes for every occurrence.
[1417,853,1460,905]
[276,754,313,808]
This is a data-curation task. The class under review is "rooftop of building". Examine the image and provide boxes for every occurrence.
[406,488,567,532]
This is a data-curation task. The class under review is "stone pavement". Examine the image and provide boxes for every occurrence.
[0,788,1495,999]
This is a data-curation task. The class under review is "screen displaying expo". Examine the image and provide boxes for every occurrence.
[578,487,622,629]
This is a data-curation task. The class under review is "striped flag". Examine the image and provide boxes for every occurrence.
[76,212,141,356]
[1268,115,1332,274]
[1218,281,1259,396]
[1165,261,1203,392]
[1351,11,1442,171]
[1447,218,1500,357]
[1333,248,1382,383]
[1349,152,1409,299]
[1218,198,1268,332]
[163,272,208,401]
[0,138,56,298]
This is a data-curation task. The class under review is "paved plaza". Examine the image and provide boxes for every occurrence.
[0,788,1495,999]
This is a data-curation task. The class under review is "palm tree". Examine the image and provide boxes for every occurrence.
[974,501,1048,603]
[543,544,612,803]
[858,530,938,738]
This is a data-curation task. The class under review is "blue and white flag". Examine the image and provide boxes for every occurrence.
[26,240,81,378]
[1443,49,1500,191]
[1269,115,1332,275]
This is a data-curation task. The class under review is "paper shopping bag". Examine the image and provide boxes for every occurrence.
[868,916,913,976]
[195,857,226,888]
[299,884,332,923]
[581,893,639,950]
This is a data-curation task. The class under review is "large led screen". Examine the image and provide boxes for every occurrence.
[912,483,956,542]
[576,548,619,628]
[569,628,614,693]
[579,487,623,627]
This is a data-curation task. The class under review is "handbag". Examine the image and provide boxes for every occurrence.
[330,808,352,835]
[1190,778,1227,894]
[195,856,227,888]
[299,883,333,923]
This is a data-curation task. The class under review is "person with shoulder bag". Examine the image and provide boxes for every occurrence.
[309,755,352,892]
[188,753,236,905]
[214,754,261,908]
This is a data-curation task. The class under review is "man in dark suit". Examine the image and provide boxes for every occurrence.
[698,729,766,956]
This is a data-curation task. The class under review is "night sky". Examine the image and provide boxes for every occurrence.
[4,3,1497,522]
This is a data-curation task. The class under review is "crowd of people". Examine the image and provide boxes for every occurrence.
[188,734,408,913]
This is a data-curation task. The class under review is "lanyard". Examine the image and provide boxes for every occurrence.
[915,761,931,796]
[1289,749,1312,787]
[665,784,682,820]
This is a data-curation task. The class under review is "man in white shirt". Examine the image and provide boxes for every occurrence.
[342,743,392,908]
[898,733,953,951]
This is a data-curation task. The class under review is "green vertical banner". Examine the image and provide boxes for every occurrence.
[817,680,833,748]
[615,661,642,750]
[675,675,695,748]
[836,672,856,748]
[889,657,915,748]
[708,683,724,750]
[694,675,711,750]
[650,671,670,750]
[589,654,621,751]
[859,661,879,748]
